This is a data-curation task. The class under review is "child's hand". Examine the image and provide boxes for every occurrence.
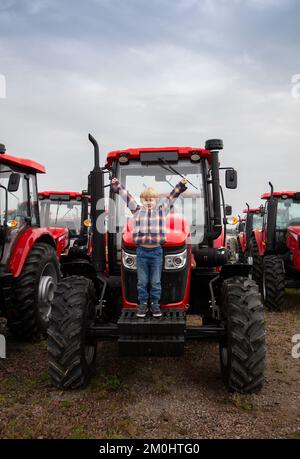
[181,176,188,185]
[111,177,118,184]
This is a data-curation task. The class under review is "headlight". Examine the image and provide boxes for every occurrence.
[164,249,187,270]
[122,250,137,270]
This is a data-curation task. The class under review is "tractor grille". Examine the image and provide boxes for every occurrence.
[123,245,188,304]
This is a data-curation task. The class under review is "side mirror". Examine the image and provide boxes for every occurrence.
[225,205,232,216]
[8,173,21,192]
[225,169,237,189]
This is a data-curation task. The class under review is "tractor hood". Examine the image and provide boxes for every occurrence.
[122,213,190,248]
[288,225,300,237]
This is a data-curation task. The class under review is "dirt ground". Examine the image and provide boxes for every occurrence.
[0,290,299,439]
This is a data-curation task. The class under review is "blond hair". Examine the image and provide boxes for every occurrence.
[140,187,159,200]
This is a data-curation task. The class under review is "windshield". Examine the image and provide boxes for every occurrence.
[277,198,300,229]
[39,199,82,234]
[0,164,29,226]
[114,159,205,246]
[252,213,263,230]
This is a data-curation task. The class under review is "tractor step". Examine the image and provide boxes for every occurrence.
[117,308,186,335]
[117,309,186,356]
[118,335,185,357]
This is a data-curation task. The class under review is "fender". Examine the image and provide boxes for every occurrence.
[253,228,265,256]
[237,232,247,253]
[287,227,300,271]
[9,227,68,278]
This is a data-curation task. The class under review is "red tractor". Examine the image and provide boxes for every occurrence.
[0,144,68,341]
[236,204,264,263]
[249,183,300,310]
[47,136,266,393]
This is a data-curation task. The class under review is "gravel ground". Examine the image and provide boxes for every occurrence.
[0,290,299,439]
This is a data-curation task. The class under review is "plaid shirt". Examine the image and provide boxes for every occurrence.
[112,179,187,246]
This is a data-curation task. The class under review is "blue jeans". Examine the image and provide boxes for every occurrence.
[136,246,163,306]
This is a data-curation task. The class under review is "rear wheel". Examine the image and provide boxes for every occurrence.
[262,255,285,311]
[248,237,263,290]
[219,276,266,393]
[48,276,97,389]
[8,242,60,341]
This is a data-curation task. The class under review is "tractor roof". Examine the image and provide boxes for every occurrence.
[105,146,210,168]
[261,191,299,199]
[0,151,45,174]
[39,191,82,199]
[243,207,263,214]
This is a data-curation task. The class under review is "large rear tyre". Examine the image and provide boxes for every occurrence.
[219,276,266,393]
[262,255,285,311]
[248,237,263,290]
[8,242,60,341]
[48,276,97,389]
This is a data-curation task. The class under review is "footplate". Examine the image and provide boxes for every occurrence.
[117,309,186,356]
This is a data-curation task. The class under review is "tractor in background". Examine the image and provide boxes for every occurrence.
[0,144,68,341]
[47,135,266,393]
[38,190,93,278]
[249,183,300,310]
[236,204,264,264]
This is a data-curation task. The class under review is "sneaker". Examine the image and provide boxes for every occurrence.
[136,303,148,318]
[150,303,162,317]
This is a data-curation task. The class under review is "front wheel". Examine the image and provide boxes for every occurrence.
[219,276,266,393]
[48,276,97,389]
[8,242,60,341]
[248,237,263,290]
[262,255,285,311]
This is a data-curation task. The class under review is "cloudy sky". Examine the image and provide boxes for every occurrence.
[1,0,300,214]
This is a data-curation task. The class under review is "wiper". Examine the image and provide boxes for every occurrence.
[158,158,198,190]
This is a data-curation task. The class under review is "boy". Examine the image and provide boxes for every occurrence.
[111,176,188,317]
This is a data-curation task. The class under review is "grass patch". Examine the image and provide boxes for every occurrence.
[90,370,127,392]
[231,394,256,412]
[70,426,89,439]
[287,431,300,439]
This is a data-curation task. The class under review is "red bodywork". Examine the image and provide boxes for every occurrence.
[238,208,263,254]
[287,227,300,271]
[38,191,84,200]
[259,191,300,262]
[9,227,68,277]
[1,151,69,278]
[121,214,191,309]
[106,146,210,168]
[0,153,45,174]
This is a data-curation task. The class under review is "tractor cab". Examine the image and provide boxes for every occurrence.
[261,191,300,260]
[0,144,68,341]
[249,185,300,311]
[47,135,266,394]
[39,191,90,243]
[0,144,42,267]
[236,205,264,263]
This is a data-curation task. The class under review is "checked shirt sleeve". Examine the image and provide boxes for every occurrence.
[161,180,187,215]
[111,179,140,214]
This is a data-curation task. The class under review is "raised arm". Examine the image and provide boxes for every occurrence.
[111,178,140,214]
[161,177,188,215]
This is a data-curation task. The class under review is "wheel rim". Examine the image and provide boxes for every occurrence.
[38,263,58,322]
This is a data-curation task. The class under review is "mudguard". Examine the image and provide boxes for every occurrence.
[9,227,68,277]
